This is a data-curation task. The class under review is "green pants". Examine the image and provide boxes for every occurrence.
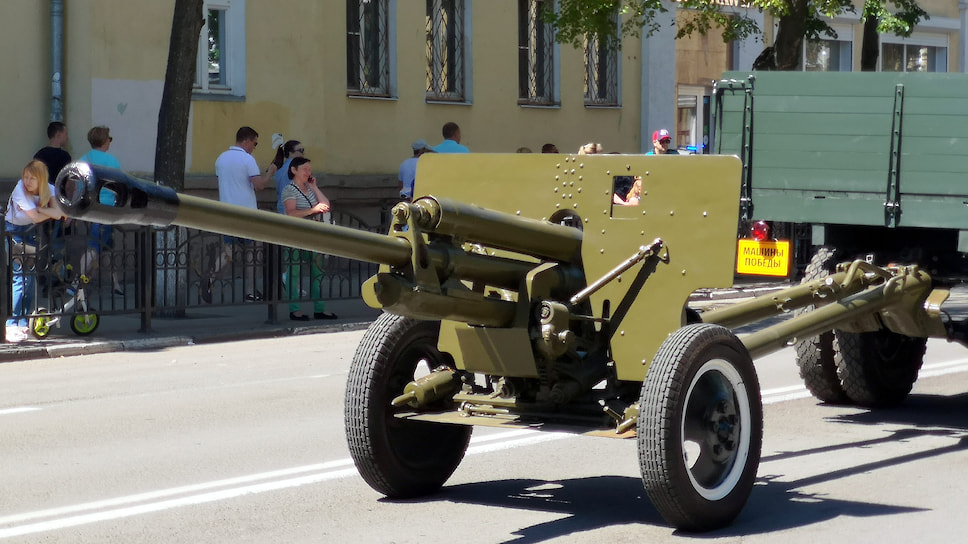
[285,248,326,313]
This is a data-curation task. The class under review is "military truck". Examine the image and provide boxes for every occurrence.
[714,71,968,405]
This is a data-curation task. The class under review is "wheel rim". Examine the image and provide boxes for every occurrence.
[385,338,451,469]
[680,359,752,501]
[72,314,98,334]
[868,330,921,382]
[31,317,50,337]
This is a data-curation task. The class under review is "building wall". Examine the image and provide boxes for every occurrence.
[1,1,61,175]
[3,1,964,181]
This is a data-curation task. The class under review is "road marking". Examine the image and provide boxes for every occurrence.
[3,359,966,538]
[0,430,565,538]
[0,407,40,416]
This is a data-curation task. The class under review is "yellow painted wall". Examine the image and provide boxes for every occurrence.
[1,1,59,175]
[189,2,643,178]
[5,0,962,180]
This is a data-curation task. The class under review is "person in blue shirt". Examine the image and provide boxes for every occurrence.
[433,122,469,153]
[78,125,125,295]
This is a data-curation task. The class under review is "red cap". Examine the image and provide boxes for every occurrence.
[653,129,671,142]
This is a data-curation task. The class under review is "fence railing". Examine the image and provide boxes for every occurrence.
[2,205,390,336]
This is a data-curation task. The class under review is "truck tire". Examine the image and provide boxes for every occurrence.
[639,324,762,532]
[344,313,471,498]
[835,328,926,408]
[793,247,850,403]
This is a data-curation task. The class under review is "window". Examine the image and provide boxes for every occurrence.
[426,0,465,101]
[518,0,556,106]
[802,39,852,71]
[881,42,947,72]
[195,1,246,97]
[583,14,619,107]
[347,0,391,96]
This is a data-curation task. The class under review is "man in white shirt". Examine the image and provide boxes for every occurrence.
[202,127,278,303]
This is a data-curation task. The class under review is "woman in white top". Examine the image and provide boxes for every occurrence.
[281,157,337,321]
[5,159,65,341]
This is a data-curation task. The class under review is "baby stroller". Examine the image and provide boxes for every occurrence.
[27,222,100,339]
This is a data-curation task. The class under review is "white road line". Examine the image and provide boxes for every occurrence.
[3,359,967,538]
[0,407,40,416]
[0,430,562,538]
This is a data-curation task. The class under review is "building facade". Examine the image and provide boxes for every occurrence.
[1,0,646,192]
[1,0,965,187]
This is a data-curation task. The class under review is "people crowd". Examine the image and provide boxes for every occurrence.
[5,117,682,340]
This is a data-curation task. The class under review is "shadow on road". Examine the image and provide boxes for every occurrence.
[381,392,968,541]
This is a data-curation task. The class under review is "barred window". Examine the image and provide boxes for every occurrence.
[426,0,465,101]
[517,0,556,105]
[194,1,246,97]
[347,0,390,96]
[583,27,619,106]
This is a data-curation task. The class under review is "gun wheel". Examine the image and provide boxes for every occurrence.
[70,311,100,336]
[344,313,471,498]
[639,324,762,532]
[835,328,926,408]
[794,246,850,403]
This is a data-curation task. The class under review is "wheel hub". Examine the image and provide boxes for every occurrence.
[706,398,738,462]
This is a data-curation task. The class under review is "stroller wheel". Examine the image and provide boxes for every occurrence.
[71,311,99,336]
[30,308,51,339]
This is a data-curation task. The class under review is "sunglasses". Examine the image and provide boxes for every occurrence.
[294,147,305,153]
[659,138,671,144]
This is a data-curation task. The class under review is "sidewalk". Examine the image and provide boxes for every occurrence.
[0,298,383,363]
[0,280,790,364]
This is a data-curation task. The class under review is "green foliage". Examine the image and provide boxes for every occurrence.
[542,0,667,49]
[864,0,929,37]
[545,0,927,49]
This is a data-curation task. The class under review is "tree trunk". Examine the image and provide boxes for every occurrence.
[153,0,204,318]
[773,0,808,71]
[154,0,204,191]
[860,16,880,71]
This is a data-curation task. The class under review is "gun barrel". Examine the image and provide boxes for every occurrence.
[413,196,582,263]
[54,162,413,267]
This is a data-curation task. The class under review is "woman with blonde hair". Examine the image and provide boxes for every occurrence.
[4,159,64,341]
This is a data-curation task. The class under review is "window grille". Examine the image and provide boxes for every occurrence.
[518,0,555,105]
[583,31,618,106]
[347,0,390,96]
[426,0,465,101]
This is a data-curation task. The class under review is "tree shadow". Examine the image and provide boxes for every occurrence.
[379,393,968,541]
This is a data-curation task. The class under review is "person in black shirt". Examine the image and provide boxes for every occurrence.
[33,121,72,180]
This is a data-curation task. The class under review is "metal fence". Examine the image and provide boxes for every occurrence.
[2,206,389,335]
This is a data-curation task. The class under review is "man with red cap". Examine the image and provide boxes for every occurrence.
[647,128,678,155]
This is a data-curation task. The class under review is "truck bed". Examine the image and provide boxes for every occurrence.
[715,71,968,230]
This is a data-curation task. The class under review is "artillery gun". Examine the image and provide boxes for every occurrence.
[53,156,954,532]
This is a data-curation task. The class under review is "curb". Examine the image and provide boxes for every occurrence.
[0,320,378,364]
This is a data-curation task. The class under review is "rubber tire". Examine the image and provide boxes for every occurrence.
[793,247,850,404]
[344,313,472,498]
[29,308,51,339]
[835,328,926,408]
[70,311,100,336]
[639,324,763,532]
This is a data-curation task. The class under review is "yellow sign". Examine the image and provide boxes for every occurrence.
[736,239,790,277]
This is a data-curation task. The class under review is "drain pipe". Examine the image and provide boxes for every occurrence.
[50,0,64,121]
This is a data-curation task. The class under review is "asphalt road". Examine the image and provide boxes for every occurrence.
[2,331,967,542]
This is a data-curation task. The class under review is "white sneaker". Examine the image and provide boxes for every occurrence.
[6,326,26,343]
